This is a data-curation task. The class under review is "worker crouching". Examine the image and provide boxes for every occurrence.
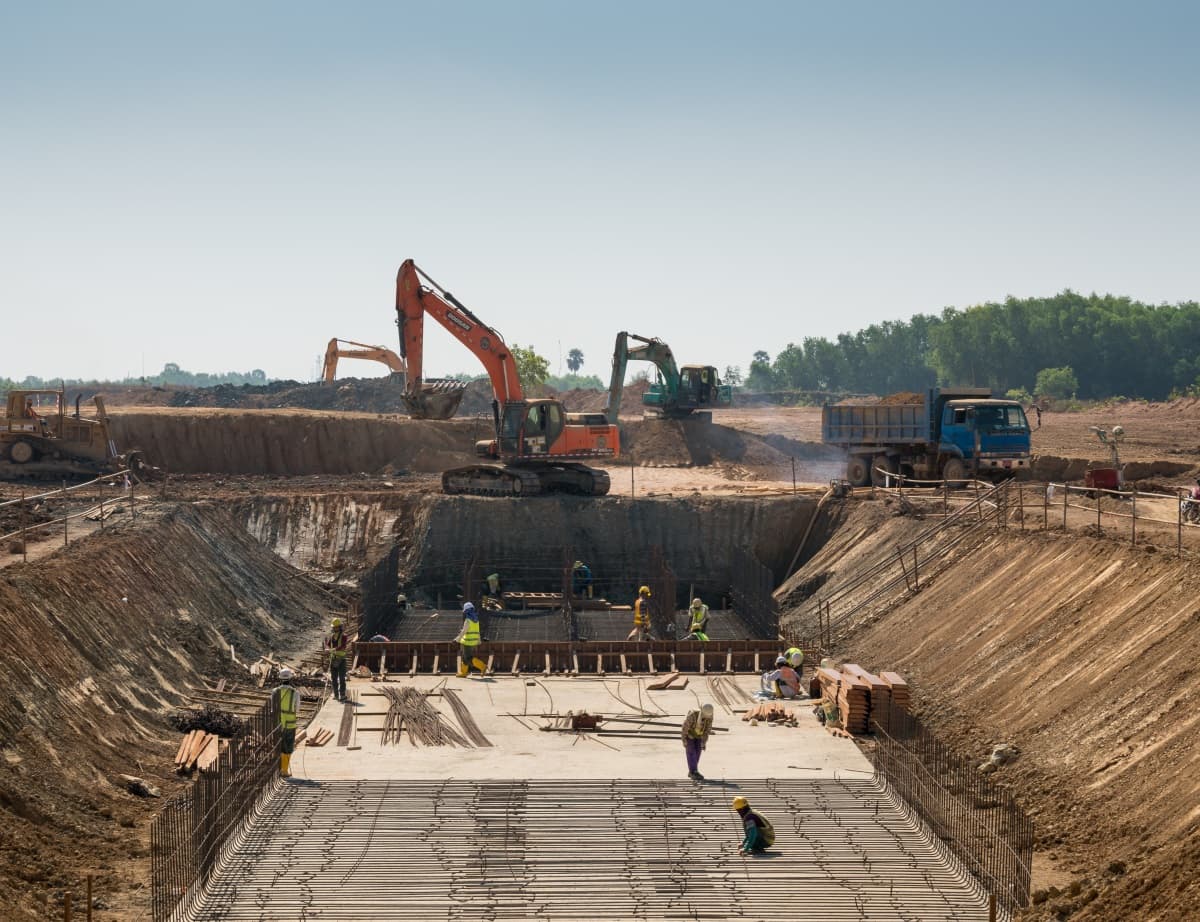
[732,797,775,855]
[456,602,488,678]
[685,597,710,641]
[761,655,800,699]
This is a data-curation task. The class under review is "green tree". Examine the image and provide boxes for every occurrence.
[566,348,584,374]
[745,351,776,391]
[511,344,550,389]
[1035,366,1078,399]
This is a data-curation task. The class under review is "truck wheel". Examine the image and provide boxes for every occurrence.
[846,457,870,487]
[8,440,34,464]
[942,458,966,488]
[871,454,897,487]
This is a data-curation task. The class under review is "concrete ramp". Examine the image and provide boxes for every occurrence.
[184,778,991,921]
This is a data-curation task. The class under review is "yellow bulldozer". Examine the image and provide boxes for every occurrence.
[1,388,146,481]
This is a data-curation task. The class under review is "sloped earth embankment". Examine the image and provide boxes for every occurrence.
[0,504,331,920]
[809,517,1200,920]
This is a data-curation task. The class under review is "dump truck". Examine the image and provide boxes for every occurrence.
[821,388,1032,486]
[1,388,141,481]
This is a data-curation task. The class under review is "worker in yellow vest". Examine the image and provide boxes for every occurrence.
[275,667,298,778]
[325,617,349,701]
[685,598,710,642]
[455,602,488,678]
[626,585,652,641]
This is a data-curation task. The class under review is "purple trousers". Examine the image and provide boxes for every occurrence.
[684,738,703,773]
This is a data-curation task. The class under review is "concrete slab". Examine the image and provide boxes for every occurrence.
[291,674,872,782]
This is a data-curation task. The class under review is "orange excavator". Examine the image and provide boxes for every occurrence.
[395,259,619,496]
[321,338,406,383]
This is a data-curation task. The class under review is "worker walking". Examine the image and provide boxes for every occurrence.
[627,585,652,641]
[685,597,710,642]
[682,703,714,780]
[455,602,488,678]
[324,617,349,701]
[275,667,298,778]
[732,797,775,855]
[573,561,593,599]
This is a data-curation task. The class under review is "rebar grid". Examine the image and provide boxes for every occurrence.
[181,778,995,921]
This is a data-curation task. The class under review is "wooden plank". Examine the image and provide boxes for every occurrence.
[647,652,656,675]
[511,652,521,675]
[596,652,604,676]
[197,736,220,772]
[173,732,193,766]
[647,672,680,690]
[620,653,629,675]
[670,652,677,672]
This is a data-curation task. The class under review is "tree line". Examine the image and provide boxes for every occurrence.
[740,291,1200,401]
[1,363,270,392]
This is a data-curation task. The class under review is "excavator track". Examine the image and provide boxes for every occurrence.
[441,463,610,497]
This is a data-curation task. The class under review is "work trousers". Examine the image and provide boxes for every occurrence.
[684,737,703,773]
[280,727,297,755]
[330,659,347,699]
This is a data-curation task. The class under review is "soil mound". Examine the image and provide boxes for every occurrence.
[878,391,924,406]
[0,504,331,918]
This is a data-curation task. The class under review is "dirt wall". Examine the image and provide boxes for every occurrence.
[0,504,331,919]
[827,522,1200,920]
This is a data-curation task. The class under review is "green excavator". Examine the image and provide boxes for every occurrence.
[604,331,732,423]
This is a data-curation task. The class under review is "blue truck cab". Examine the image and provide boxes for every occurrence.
[822,387,1032,486]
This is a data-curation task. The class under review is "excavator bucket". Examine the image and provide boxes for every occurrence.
[403,379,467,420]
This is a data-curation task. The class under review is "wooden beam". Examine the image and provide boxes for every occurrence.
[511,652,520,675]
[544,652,551,676]
[647,652,656,675]
[620,653,629,675]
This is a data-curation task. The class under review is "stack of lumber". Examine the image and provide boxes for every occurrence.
[815,667,870,734]
[881,672,911,714]
[174,730,223,773]
[843,664,893,732]
[742,701,797,725]
[647,673,689,690]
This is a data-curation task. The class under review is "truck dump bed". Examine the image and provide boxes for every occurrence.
[822,402,932,446]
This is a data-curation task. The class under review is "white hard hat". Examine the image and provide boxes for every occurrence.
[692,598,703,607]
[701,703,714,716]
[278,667,294,680]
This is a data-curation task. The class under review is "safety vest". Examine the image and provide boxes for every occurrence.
[634,598,649,627]
[327,630,348,662]
[277,685,298,731]
[486,573,500,593]
[685,711,711,739]
[461,619,481,646]
[689,605,709,633]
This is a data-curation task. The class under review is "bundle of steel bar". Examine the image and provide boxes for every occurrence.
[379,686,470,747]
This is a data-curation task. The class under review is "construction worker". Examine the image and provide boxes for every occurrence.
[486,572,501,597]
[324,617,349,701]
[275,667,298,778]
[681,703,714,780]
[784,646,804,672]
[761,655,800,699]
[455,602,488,678]
[685,598,710,641]
[572,561,593,599]
[627,585,652,641]
[732,796,775,855]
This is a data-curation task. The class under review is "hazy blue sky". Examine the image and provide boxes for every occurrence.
[2,1,1197,383]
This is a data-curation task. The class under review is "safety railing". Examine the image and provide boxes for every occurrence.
[151,695,281,922]
[871,706,1033,917]
[0,469,158,559]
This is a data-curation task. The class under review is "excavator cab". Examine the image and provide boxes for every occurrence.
[489,400,564,458]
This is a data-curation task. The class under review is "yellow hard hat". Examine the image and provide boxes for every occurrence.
[731,796,748,810]
[639,585,651,596]
[331,617,343,628]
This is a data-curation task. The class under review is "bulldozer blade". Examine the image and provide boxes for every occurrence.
[403,380,467,420]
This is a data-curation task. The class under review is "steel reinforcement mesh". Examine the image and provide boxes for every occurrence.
[180,778,994,921]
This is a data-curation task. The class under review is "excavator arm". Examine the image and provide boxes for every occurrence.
[395,260,522,418]
[322,338,406,383]
[604,331,680,423]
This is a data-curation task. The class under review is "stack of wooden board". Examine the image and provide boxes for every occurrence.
[305,727,335,747]
[881,672,911,715]
[843,664,893,732]
[837,673,871,733]
[174,730,224,773]
[741,701,797,725]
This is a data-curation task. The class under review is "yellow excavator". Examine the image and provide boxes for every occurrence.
[321,338,406,382]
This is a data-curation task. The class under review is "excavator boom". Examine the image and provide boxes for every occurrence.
[396,260,520,419]
[322,338,406,383]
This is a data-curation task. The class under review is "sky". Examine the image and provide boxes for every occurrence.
[2,1,1198,384]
